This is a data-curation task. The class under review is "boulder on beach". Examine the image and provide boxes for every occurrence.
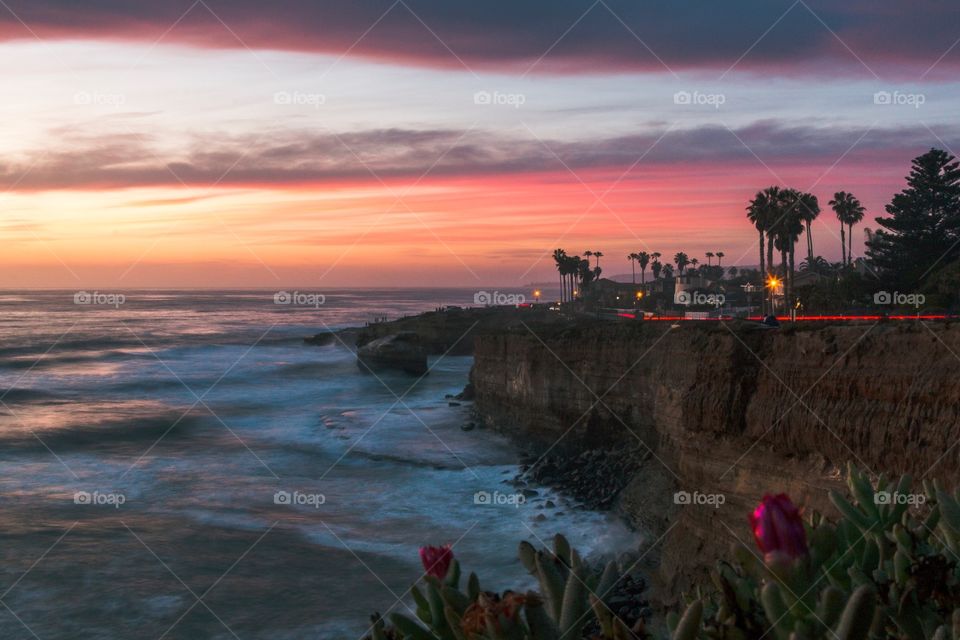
[356,332,428,376]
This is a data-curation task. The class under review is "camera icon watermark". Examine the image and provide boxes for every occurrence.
[873,90,925,109]
[274,90,326,109]
[674,291,725,306]
[74,91,126,108]
[474,290,526,305]
[673,90,725,109]
[274,291,326,308]
[673,490,725,508]
[473,490,526,508]
[874,491,926,506]
[74,291,125,308]
[873,290,925,308]
[473,90,526,109]
[74,490,126,508]
[273,490,326,508]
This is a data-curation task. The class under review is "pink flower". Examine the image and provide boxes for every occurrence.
[419,544,453,579]
[749,494,808,559]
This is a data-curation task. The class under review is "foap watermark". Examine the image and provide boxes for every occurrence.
[74,490,126,508]
[473,90,526,109]
[274,90,326,109]
[874,290,925,308]
[875,491,926,506]
[274,490,326,508]
[74,291,125,308]
[474,290,526,305]
[674,490,725,508]
[74,91,126,108]
[473,490,526,508]
[675,291,725,306]
[873,90,925,109]
[673,90,725,109]
[274,291,326,308]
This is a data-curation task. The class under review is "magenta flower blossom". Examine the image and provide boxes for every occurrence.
[749,494,808,559]
[419,544,453,579]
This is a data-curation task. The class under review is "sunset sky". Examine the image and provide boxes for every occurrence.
[2,0,958,287]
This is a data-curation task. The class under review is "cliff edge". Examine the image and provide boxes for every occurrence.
[469,319,960,601]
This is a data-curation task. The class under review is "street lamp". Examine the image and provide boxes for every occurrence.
[767,276,781,314]
[533,289,541,303]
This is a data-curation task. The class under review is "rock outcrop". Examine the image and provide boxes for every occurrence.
[355,306,572,355]
[357,332,428,376]
[469,319,960,601]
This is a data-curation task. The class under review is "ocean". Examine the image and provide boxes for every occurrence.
[0,289,635,639]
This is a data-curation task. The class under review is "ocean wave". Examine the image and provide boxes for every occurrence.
[0,408,213,453]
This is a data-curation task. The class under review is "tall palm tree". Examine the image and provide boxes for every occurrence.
[673,252,690,276]
[772,189,806,308]
[797,192,821,265]
[761,187,783,283]
[747,187,780,313]
[716,251,724,267]
[662,264,674,280]
[651,259,662,280]
[627,253,638,283]
[690,258,699,273]
[846,200,865,266]
[829,192,865,266]
[564,255,580,301]
[637,251,650,285]
[593,251,603,270]
[552,249,567,302]
[705,251,714,266]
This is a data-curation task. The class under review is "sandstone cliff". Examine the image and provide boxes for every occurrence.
[469,319,960,601]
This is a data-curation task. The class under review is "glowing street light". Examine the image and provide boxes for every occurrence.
[635,291,644,299]
[533,289,541,302]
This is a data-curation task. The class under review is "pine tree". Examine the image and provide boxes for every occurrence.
[866,148,960,288]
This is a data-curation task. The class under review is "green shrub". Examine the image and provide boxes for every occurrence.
[369,463,960,639]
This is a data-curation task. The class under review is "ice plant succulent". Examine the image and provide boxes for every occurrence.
[749,493,808,560]
[419,544,453,579]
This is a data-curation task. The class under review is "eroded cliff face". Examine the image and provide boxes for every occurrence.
[470,320,960,600]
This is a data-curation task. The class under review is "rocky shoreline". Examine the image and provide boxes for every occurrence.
[307,307,960,606]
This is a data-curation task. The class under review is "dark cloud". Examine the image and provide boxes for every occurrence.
[0,1,957,75]
[1,122,954,191]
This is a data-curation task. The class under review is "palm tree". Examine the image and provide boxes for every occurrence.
[800,256,831,274]
[593,251,603,270]
[673,252,689,276]
[772,189,806,309]
[797,192,820,265]
[637,251,650,285]
[845,200,865,266]
[651,259,662,280]
[829,192,865,266]
[747,187,780,313]
[705,251,714,266]
[577,258,593,292]
[565,255,580,301]
[716,251,724,267]
[662,264,674,280]
[627,253,638,284]
[552,249,567,302]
